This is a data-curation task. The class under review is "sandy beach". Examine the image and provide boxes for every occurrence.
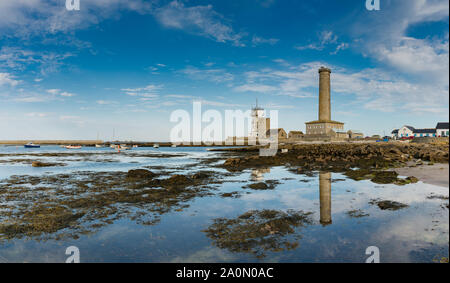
[393,163,449,188]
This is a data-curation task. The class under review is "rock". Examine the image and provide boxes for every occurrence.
[32,161,44,167]
[126,169,155,179]
[395,176,419,186]
[224,158,241,167]
[31,161,57,167]
[192,172,209,179]
[247,182,269,190]
[164,175,193,186]
[371,200,409,211]
[370,171,399,184]
[406,176,419,183]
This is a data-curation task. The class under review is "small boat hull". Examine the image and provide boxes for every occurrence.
[66,146,82,149]
[24,144,40,148]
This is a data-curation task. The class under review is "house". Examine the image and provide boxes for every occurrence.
[336,131,349,139]
[436,122,449,137]
[393,125,438,139]
[397,126,416,138]
[267,128,288,140]
[288,131,304,139]
[413,128,437,138]
[391,129,399,139]
[347,130,364,139]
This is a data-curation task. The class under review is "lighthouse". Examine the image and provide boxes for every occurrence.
[305,67,345,140]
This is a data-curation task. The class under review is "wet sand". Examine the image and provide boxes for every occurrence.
[393,163,449,188]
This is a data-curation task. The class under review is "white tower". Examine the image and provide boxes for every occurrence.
[250,99,269,138]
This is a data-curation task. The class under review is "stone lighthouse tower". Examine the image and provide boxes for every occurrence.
[319,67,331,121]
[305,66,345,140]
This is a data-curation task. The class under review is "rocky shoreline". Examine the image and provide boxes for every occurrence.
[218,142,449,185]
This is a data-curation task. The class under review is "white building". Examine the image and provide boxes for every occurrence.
[392,125,444,139]
[436,122,449,137]
[391,129,399,139]
[250,102,270,139]
[397,126,416,138]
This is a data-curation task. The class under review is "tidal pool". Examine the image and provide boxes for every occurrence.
[0,146,448,263]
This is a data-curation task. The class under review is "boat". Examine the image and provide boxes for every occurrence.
[95,144,105,148]
[171,144,177,148]
[132,145,138,148]
[24,142,40,148]
[65,145,82,149]
[153,144,160,148]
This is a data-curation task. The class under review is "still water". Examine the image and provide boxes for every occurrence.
[0,146,448,263]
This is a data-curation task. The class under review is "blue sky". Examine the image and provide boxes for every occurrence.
[0,0,448,141]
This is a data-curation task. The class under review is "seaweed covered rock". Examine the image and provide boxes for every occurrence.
[126,169,155,180]
[203,209,313,258]
[345,169,375,181]
[192,172,210,180]
[219,142,449,172]
[247,182,269,190]
[162,175,193,187]
[371,171,399,184]
[31,161,64,167]
[370,200,409,211]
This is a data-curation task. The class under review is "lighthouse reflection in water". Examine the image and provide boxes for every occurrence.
[319,172,332,226]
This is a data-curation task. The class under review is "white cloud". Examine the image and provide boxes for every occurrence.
[26,112,48,118]
[320,31,338,45]
[0,72,20,87]
[374,37,449,85]
[272,59,290,67]
[234,84,277,93]
[200,99,244,107]
[60,92,75,97]
[350,0,449,85]
[0,47,74,75]
[331,42,349,55]
[233,61,448,114]
[46,89,61,95]
[294,43,322,51]
[0,0,153,37]
[255,0,276,8]
[180,66,234,83]
[295,31,345,53]
[14,96,47,103]
[122,84,162,93]
[154,1,244,46]
[166,94,195,99]
[46,88,76,97]
[60,115,78,120]
[96,100,118,105]
[122,84,161,102]
[252,35,279,46]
